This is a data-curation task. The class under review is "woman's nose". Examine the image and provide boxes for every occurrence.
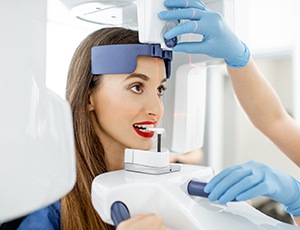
[145,93,164,119]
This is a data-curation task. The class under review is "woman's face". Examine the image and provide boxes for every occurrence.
[89,56,166,155]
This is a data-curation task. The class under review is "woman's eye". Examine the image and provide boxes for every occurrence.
[130,84,143,94]
[157,85,167,96]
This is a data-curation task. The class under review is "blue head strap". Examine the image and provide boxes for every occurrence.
[91,44,172,78]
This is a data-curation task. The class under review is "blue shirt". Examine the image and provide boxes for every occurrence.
[17,201,60,230]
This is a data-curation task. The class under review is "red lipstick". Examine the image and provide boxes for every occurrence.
[133,121,156,138]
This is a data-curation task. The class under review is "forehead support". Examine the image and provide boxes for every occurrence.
[91,44,173,78]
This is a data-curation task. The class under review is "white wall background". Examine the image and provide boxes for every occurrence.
[46,0,100,98]
[234,0,300,51]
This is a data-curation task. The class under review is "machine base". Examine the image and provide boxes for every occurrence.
[92,164,298,230]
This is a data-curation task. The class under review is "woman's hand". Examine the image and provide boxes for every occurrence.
[116,214,170,230]
[158,0,250,67]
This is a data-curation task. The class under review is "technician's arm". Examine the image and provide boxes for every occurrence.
[227,58,300,166]
[159,0,300,166]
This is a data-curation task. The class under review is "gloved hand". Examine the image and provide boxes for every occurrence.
[204,161,300,216]
[158,0,250,68]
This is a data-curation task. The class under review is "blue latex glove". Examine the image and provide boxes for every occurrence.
[204,161,300,217]
[158,0,250,68]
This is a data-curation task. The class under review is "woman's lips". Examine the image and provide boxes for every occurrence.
[133,122,155,138]
[134,129,154,138]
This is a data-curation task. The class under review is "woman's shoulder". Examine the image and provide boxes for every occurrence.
[17,200,61,230]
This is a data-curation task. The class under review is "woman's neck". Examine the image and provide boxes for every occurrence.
[102,141,125,171]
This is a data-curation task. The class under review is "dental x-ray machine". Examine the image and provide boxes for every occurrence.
[59,1,300,229]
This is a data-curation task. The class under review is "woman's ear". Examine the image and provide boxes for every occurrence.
[88,91,95,111]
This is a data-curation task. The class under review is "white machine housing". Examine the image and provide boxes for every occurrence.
[0,0,76,222]
[92,150,298,230]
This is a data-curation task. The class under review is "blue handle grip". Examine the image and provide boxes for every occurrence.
[187,180,237,202]
[111,201,131,227]
[187,180,209,198]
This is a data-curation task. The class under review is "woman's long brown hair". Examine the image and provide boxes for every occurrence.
[63,27,140,230]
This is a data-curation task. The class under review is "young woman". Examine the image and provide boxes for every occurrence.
[158,0,300,225]
[10,27,171,230]
[63,27,171,230]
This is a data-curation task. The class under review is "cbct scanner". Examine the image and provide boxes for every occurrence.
[1,0,298,229]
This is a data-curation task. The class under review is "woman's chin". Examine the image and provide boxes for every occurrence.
[128,142,152,151]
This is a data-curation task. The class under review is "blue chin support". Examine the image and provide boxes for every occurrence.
[91,44,173,78]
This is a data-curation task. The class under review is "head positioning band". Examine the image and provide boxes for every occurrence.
[91,44,172,78]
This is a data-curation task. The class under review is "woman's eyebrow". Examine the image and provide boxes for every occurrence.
[124,73,167,84]
[124,73,150,82]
